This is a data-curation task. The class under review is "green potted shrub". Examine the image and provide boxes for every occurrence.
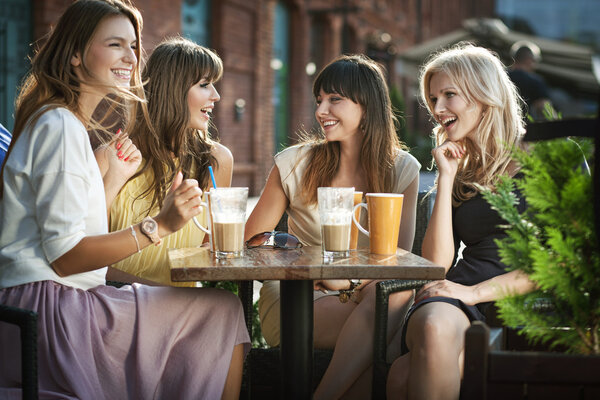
[482,136,599,354]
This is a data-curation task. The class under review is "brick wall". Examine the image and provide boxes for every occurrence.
[28,0,495,195]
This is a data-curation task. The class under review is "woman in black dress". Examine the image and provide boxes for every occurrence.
[386,43,535,399]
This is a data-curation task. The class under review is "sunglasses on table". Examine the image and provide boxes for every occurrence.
[245,231,303,249]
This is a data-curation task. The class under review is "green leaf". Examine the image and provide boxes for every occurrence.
[485,136,599,354]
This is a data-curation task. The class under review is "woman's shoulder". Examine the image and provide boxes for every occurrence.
[274,143,314,166]
[274,143,314,181]
[394,148,420,166]
[275,143,313,159]
[37,106,80,125]
[28,107,86,146]
[211,141,233,165]
[393,149,421,175]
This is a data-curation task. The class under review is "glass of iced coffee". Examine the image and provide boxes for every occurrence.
[318,187,354,259]
[193,187,248,259]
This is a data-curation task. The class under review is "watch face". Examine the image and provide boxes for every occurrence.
[142,218,157,234]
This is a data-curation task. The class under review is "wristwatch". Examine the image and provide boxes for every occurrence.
[140,216,161,246]
[339,279,362,303]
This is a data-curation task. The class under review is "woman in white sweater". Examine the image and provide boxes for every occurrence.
[0,1,249,398]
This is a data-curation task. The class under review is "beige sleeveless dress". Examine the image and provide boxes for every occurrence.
[258,144,421,346]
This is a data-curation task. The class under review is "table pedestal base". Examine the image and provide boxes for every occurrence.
[280,280,313,399]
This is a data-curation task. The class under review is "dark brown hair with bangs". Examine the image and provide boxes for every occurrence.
[129,37,223,212]
[299,54,406,204]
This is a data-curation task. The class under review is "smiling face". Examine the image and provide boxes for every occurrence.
[187,80,220,131]
[315,89,364,143]
[428,71,483,143]
[71,15,137,98]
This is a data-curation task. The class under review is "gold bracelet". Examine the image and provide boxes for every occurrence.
[339,279,362,303]
[129,225,141,253]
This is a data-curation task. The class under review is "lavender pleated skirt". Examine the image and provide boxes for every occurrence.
[0,280,250,399]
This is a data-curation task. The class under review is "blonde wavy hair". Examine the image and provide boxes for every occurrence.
[420,42,525,205]
[299,54,406,205]
[1,0,145,197]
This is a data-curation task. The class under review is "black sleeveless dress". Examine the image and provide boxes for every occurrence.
[401,184,527,353]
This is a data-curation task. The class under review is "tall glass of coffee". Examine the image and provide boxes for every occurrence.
[193,187,248,259]
[318,187,354,259]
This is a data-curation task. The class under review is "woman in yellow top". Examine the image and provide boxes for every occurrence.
[109,37,233,286]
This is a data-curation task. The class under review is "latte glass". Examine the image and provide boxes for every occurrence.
[193,187,248,259]
[318,187,354,259]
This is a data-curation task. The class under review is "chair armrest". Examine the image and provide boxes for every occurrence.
[462,321,489,400]
[372,279,429,400]
[0,304,38,400]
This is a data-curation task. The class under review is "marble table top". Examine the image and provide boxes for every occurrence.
[169,246,445,282]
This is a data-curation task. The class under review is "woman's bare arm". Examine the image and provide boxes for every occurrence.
[244,165,289,240]
[51,173,203,277]
[211,142,233,188]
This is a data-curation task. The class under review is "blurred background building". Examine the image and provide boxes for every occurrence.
[1,0,597,194]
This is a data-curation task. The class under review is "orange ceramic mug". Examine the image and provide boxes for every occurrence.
[352,193,404,255]
[350,191,363,250]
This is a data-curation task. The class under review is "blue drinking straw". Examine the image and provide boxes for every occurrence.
[208,166,217,189]
[207,166,222,213]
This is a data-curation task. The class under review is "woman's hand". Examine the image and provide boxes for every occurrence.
[314,279,351,293]
[431,140,465,179]
[94,132,142,185]
[415,279,477,305]
[155,171,204,236]
[95,132,142,211]
[313,279,373,293]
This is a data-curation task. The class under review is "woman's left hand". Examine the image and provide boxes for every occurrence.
[94,133,142,184]
[314,279,351,292]
[415,279,477,305]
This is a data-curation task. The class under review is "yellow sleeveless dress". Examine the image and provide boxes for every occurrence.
[110,167,206,287]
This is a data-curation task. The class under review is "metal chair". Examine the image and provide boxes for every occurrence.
[0,304,38,400]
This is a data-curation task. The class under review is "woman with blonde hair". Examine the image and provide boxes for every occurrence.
[386,43,534,399]
[0,1,248,398]
[107,36,233,286]
[245,54,421,399]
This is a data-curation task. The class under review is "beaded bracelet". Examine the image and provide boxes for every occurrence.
[129,225,141,253]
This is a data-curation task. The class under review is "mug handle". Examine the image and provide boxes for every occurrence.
[352,203,369,237]
[192,201,211,234]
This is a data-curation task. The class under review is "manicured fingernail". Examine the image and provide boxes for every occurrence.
[116,142,122,150]
[117,151,123,158]
[123,157,129,162]
[116,128,122,135]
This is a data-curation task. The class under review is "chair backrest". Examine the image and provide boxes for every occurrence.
[412,190,434,256]
[274,212,288,233]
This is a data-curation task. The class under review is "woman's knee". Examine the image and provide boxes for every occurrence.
[199,287,244,316]
[406,304,464,350]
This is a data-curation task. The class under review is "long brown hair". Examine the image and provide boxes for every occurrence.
[0,0,144,198]
[300,54,406,204]
[129,37,223,212]
[420,43,525,205]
